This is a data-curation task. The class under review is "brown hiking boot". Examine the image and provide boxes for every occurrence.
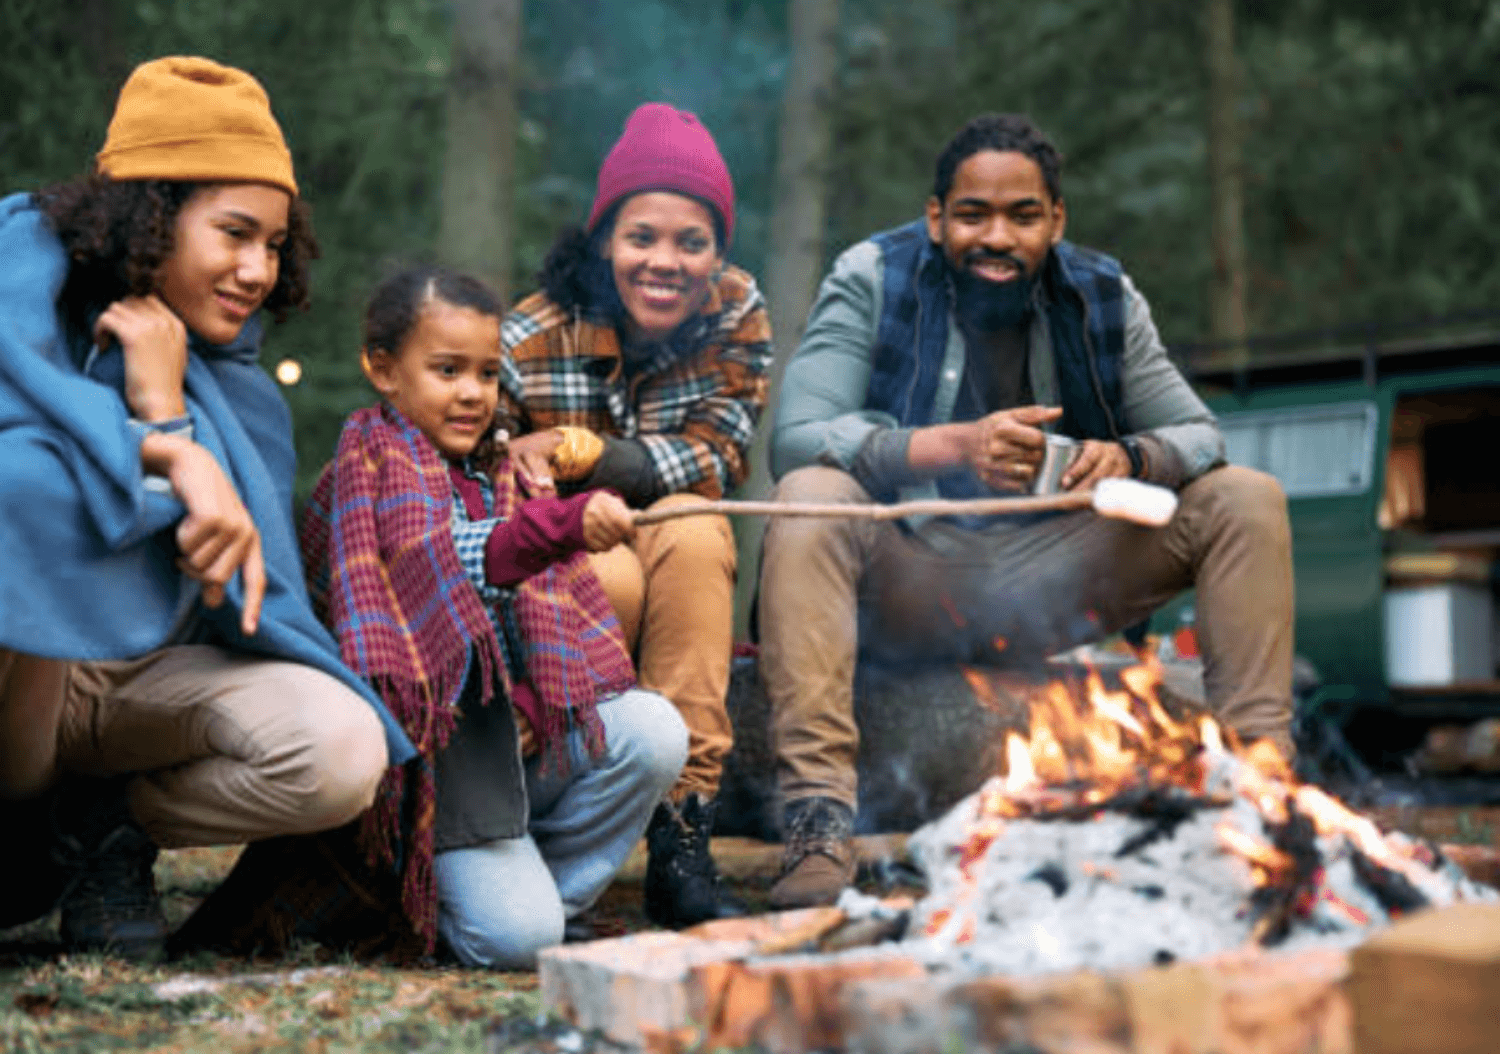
[768,797,856,909]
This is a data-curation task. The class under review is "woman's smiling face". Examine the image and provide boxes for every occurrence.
[156,183,290,345]
[604,191,722,341]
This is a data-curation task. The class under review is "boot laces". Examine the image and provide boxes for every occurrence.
[785,799,853,864]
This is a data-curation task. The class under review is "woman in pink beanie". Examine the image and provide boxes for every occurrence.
[499,102,773,930]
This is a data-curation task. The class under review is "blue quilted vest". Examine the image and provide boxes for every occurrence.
[862,220,1127,440]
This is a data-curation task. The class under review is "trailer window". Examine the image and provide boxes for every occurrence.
[1219,402,1378,498]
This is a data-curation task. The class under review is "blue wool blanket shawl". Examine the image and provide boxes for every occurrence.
[0,193,413,765]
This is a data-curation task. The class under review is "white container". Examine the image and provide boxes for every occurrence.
[1384,584,1494,686]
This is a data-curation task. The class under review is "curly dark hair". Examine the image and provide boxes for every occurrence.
[932,113,1063,204]
[34,174,319,338]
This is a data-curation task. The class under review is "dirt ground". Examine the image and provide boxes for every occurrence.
[0,837,912,1054]
[3,814,1494,1054]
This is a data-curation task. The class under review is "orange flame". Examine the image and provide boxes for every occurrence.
[979,658,1207,813]
[926,655,1471,948]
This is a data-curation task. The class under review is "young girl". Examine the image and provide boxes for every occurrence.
[0,56,405,960]
[302,267,686,967]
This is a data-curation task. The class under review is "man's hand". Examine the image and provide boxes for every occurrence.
[1062,439,1132,491]
[94,295,188,423]
[508,430,563,497]
[581,491,636,551]
[140,432,266,636]
[971,405,1063,491]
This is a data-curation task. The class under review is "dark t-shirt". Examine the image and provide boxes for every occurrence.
[937,323,1032,504]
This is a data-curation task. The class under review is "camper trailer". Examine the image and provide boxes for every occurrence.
[1169,318,1500,770]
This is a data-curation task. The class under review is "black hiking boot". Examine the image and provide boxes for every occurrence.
[53,777,168,961]
[644,794,746,929]
[2,786,69,928]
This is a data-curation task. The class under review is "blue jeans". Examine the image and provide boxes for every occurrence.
[434,688,687,968]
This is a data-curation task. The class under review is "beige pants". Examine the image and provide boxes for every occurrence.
[759,465,1295,809]
[589,493,736,800]
[0,644,387,847]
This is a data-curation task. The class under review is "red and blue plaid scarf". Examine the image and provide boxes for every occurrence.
[301,401,634,949]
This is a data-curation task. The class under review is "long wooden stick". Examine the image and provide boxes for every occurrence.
[632,490,1094,526]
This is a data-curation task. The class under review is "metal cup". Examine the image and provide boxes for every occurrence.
[1031,434,1080,495]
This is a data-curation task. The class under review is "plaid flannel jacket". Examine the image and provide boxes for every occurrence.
[498,265,773,499]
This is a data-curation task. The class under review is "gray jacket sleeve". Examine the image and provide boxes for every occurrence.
[1119,274,1225,486]
[770,241,913,483]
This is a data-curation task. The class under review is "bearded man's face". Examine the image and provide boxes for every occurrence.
[926,149,1066,284]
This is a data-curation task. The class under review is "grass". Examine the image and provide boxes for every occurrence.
[0,840,821,1054]
[0,846,651,1054]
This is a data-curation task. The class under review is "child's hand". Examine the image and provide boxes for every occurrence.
[582,491,636,551]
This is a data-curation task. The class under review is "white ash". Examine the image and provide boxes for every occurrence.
[899,785,1497,979]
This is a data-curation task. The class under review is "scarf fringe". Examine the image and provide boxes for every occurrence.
[354,649,497,955]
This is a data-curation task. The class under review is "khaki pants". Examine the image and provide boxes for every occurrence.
[0,645,388,847]
[589,493,736,800]
[759,465,1295,810]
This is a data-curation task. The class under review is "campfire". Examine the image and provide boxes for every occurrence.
[903,654,1497,975]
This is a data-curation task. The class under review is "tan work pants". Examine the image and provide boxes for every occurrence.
[0,644,388,847]
[759,465,1295,810]
[590,493,736,800]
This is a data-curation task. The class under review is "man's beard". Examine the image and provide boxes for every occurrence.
[949,250,1036,333]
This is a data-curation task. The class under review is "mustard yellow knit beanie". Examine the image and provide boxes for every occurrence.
[96,56,297,196]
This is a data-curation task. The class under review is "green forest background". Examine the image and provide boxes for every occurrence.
[3,0,1498,491]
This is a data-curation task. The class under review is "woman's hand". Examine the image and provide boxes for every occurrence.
[140,432,266,635]
[94,295,189,423]
[508,430,563,497]
[581,491,637,551]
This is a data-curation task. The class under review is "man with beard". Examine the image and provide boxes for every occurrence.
[757,113,1295,908]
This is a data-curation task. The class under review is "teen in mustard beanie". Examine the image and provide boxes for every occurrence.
[96,55,298,195]
[0,54,409,963]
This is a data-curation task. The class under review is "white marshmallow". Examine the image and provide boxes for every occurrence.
[1092,478,1179,527]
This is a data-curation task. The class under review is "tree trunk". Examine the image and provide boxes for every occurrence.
[1205,0,1248,362]
[437,0,523,303]
[78,0,129,98]
[732,0,841,638]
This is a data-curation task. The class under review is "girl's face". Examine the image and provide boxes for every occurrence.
[362,299,502,460]
[603,192,722,341]
[157,183,290,345]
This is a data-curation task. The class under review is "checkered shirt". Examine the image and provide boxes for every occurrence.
[498,264,772,500]
[448,461,525,682]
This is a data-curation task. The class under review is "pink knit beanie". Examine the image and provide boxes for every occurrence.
[587,103,735,245]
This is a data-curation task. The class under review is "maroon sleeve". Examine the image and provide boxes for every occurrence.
[483,492,593,587]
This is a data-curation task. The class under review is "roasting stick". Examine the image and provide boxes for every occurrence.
[632,478,1180,529]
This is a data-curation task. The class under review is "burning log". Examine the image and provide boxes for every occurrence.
[904,653,1499,975]
[1245,804,1323,947]
[1351,847,1431,918]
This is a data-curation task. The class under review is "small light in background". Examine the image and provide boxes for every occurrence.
[275,358,303,386]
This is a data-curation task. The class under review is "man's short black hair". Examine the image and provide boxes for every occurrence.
[932,113,1063,204]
